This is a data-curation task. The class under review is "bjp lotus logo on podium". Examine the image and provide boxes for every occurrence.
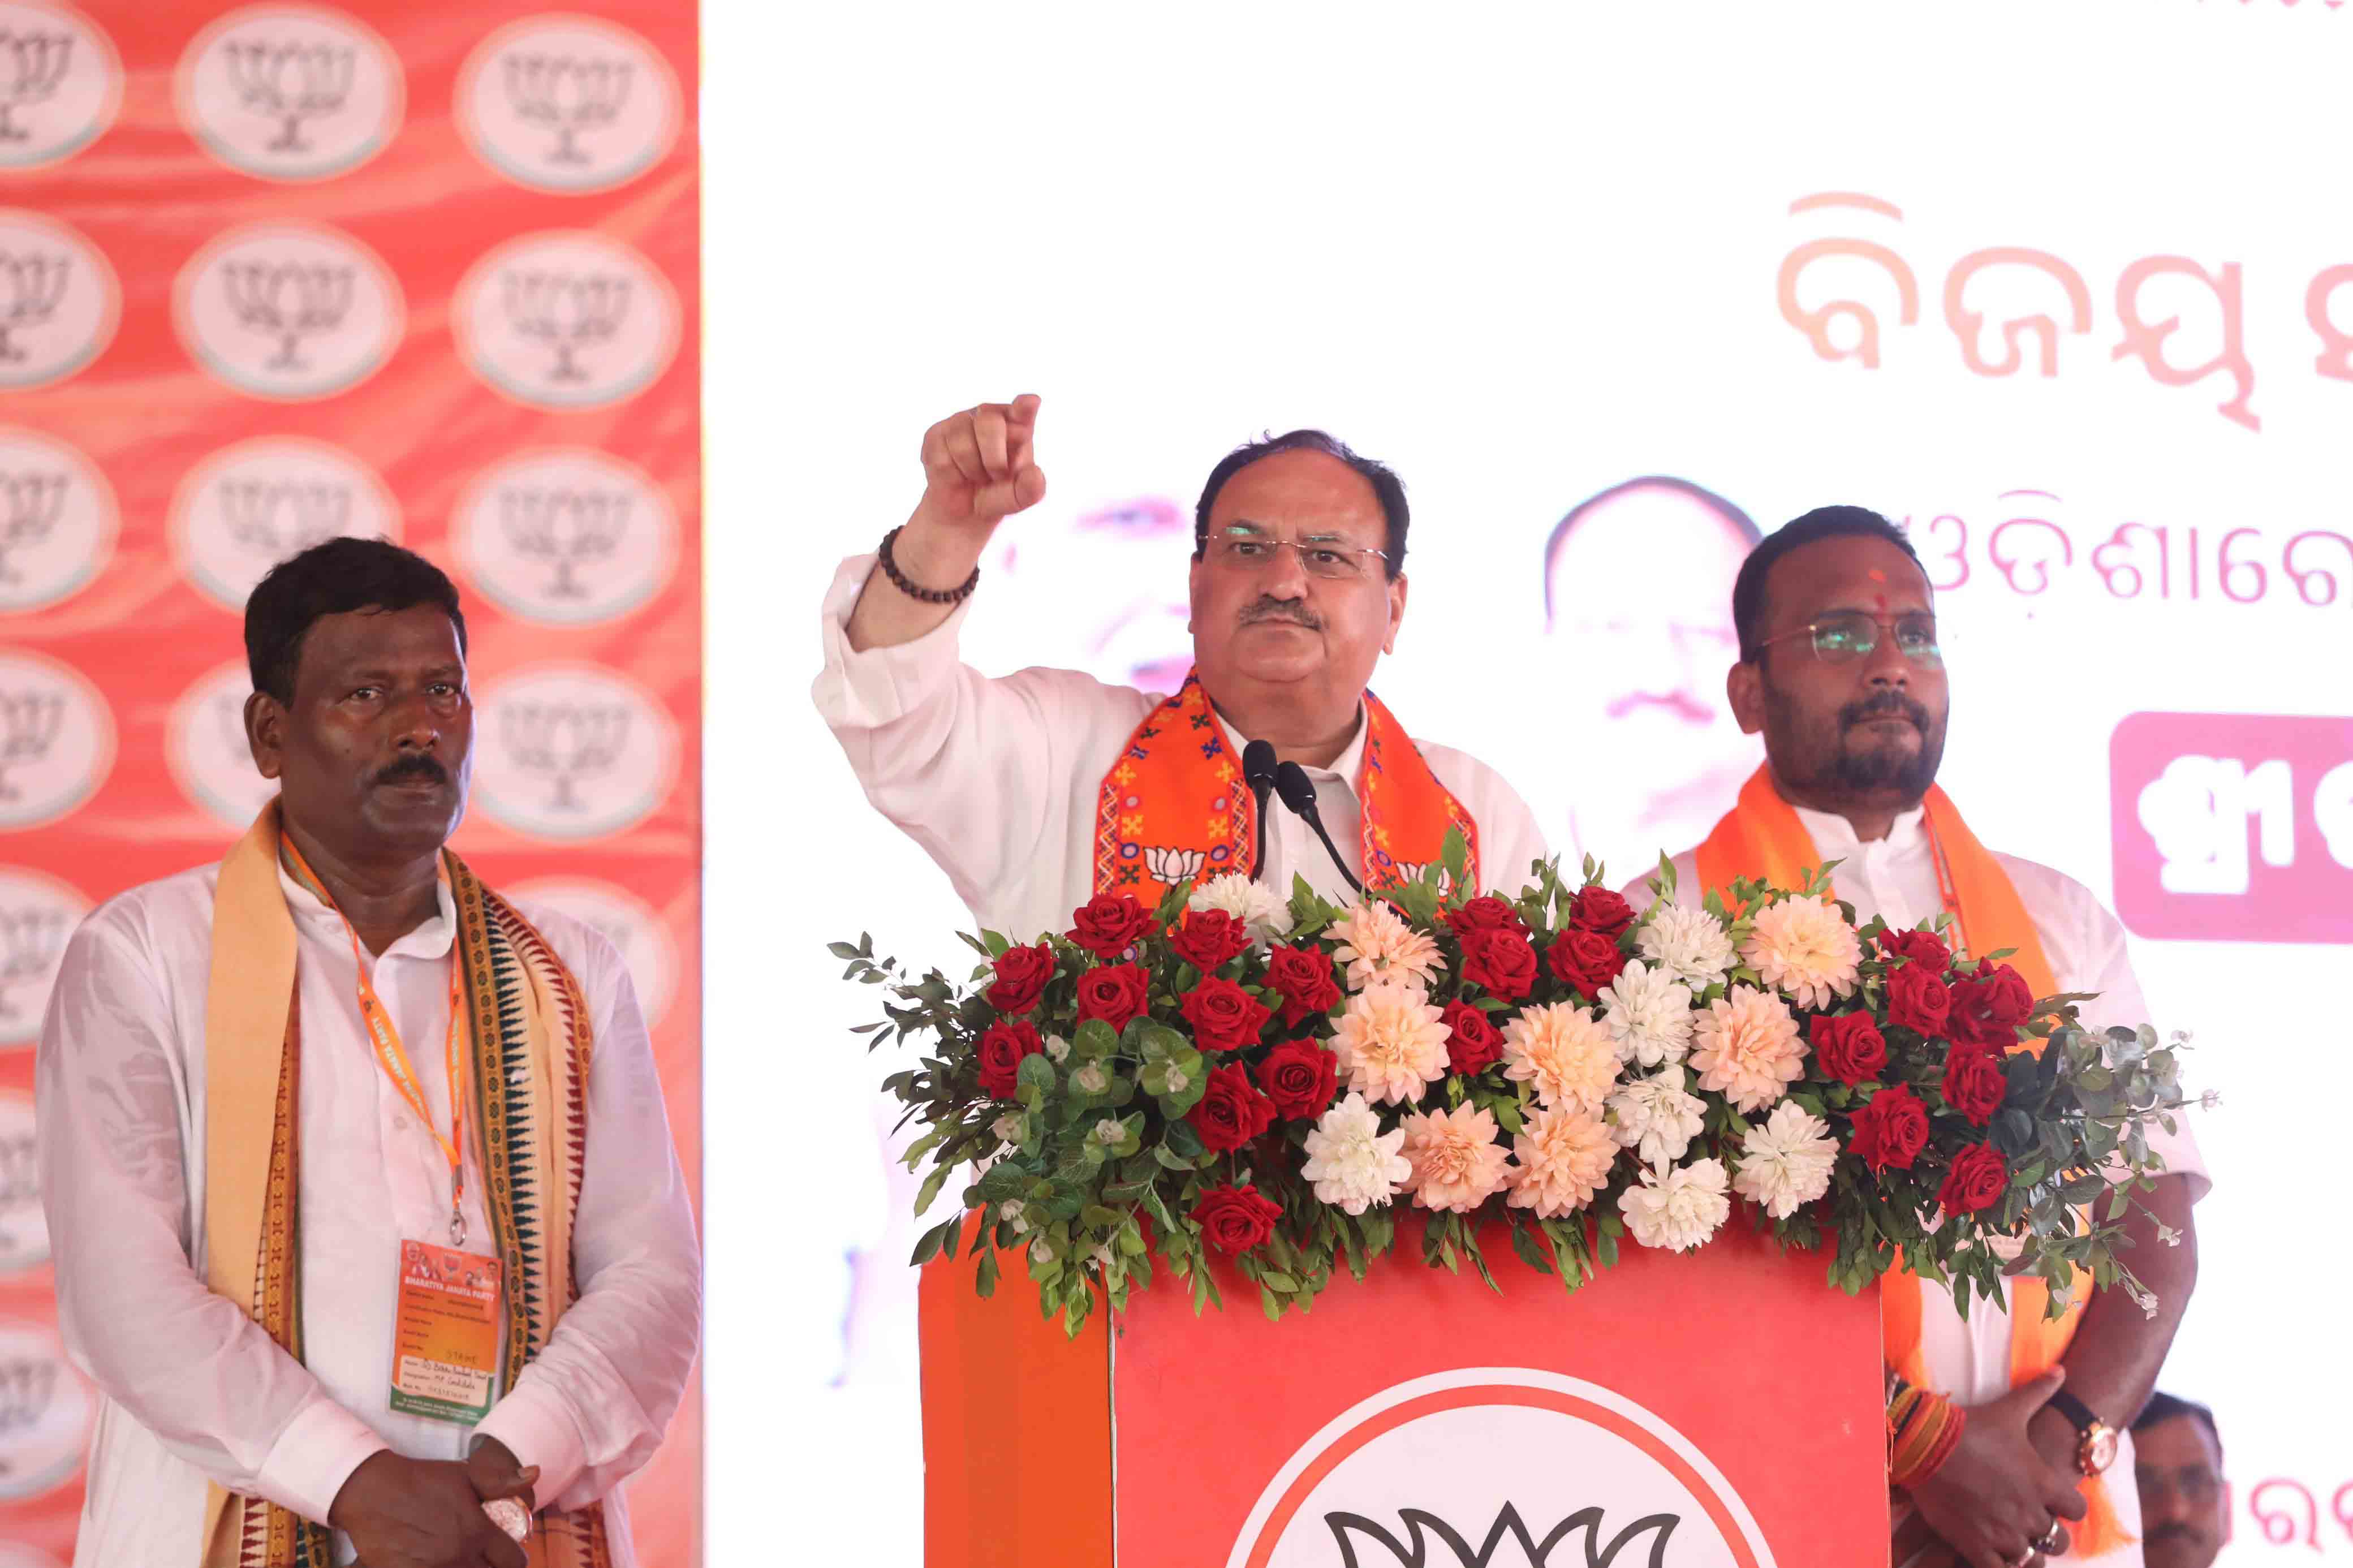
[0,1090,45,1269]
[0,427,114,615]
[455,231,678,410]
[0,1,120,170]
[0,210,114,391]
[172,436,400,610]
[454,448,678,627]
[1229,1371,1770,1568]
[0,652,109,834]
[473,665,676,841]
[0,1321,89,1501]
[175,4,402,182]
[456,15,679,194]
[175,223,403,402]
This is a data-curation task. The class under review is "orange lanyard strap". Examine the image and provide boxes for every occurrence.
[281,837,471,1239]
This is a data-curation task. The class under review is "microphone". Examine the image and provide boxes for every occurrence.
[1242,740,1278,878]
[1273,761,1364,896]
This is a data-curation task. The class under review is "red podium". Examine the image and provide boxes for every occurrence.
[921,1221,1889,1566]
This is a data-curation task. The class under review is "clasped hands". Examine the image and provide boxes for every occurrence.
[327,1437,537,1568]
[1899,1370,2087,1568]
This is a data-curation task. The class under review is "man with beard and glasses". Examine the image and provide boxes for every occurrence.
[1629,507,2207,1568]
[815,395,1548,939]
[37,540,700,1568]
[2131,1394,2228,1568]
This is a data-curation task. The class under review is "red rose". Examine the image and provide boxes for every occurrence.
[1167,907,1252,973]
[1256,1038,1341,1121]
[1179,975,1273,1054]
[1884,961,1953,1039]
[1190,1063,1280,1151]
[1566,886,1638,937]
[1809,1011,1888,1085]
[1848,1083,1930,1172]
[1460,928,1540,1001]
[1066,893,1158,960]
[1949,964,2037,1051]
[1440,1001,1506,1076]
[1937,1143,2010,1216]
[1443,896,1528,940]
[1880,927,1953,973]
[974,1018,1045,1099]
[1940,1040,2009,1127]
[1548,928,1627,996]
[984,942,1055,1014]
[1074,963,1149,1035]
[1192,1182,1283,1255]
[1261,943,1342,1028]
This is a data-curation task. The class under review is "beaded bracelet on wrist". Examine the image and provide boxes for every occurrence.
[877,525,980,605]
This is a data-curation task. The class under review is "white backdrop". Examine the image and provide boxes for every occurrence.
[710,4,2352,1561]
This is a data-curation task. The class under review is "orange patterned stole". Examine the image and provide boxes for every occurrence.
[1094,675,1479,906]
[1694,766,2129,1555]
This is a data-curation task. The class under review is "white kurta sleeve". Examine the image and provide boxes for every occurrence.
[36,910,388,1525]
[472,935,701,1512]
[811,553,1124,926]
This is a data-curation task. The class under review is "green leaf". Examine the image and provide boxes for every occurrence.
[1164,1119,1205,1159]
[975,1248,999,1297]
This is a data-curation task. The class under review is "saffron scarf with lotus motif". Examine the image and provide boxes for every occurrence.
[1093,674,1477,908]
[199,803,612,1568]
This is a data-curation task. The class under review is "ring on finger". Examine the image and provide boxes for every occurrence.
[2037,1522,2068,1555]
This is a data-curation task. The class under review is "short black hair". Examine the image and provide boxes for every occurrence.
[1193,430,1409,579]
[245,537,468,705]
[2133,1391,2223,1464]
[1542,476,1761,622]
[1733,505,1924,661]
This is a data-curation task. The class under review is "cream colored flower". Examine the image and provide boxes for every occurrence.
[1597,959,1695,1068]
[1690,984,1806,1113]
[1637,903,1737,990]
[1399,1102,1512,1213]
[1607,1065,1707,1165]
[1731,1101,1838,1219]
[1330,980,1451,1106]
[1507,1104,1619,1218]
[1300,1092,1411,1215]
[1188,872,1294,940]
[1501,1001,1621,1115]
[1329,900,1445,992]
[1740,895,1861,1009]
[1618,1157,1731,1252]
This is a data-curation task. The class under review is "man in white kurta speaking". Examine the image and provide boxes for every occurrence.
[815,395,1549,934]
[37,540,700,1568]
[1632,507,2206,1568]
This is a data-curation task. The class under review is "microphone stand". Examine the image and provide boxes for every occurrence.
[1273,761,1364,897]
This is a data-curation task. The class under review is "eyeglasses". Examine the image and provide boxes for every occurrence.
[1751,610,1942,667]
[1208,528,1390,582]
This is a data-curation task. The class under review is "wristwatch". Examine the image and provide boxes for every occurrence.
[2046,1388,2118,1476]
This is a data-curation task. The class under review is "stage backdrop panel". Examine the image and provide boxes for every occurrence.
[0,3,700,1562]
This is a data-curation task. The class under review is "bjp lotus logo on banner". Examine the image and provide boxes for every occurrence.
[506,877,677,1028]
[171,435,401,610]
[456,14,679,195]
[0,868,83,1052]
[1230,1371,1774,1568]
[454,447,678,627]
[0,1321,91,1501]
[473,664,676,841]
[454,230,678,411]
[0,1090,46,1270]
[0,652,109,834]
[0,427,114,615]
[166,661,276,833]
[0,209,114,391]
[0,1,120,170]
[174,223,403,402]
[175,3,402,183]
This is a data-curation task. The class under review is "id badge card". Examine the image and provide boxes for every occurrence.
[389,1239,503,1423]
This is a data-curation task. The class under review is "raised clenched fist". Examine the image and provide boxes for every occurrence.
[917,395,1047,527]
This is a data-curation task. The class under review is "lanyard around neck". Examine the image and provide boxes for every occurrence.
[281,835,472,1248]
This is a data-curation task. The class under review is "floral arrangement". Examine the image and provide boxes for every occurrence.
[842,835,2194,1337]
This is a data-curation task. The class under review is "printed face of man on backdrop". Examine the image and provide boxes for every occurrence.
[1541,478,1761,873]
[985,497,1197,692]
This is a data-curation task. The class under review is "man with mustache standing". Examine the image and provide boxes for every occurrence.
[2130,1394,2227,1568]
[815,395,1548,938]
[1634,507,2207,1568]
[37,540,700,1567]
